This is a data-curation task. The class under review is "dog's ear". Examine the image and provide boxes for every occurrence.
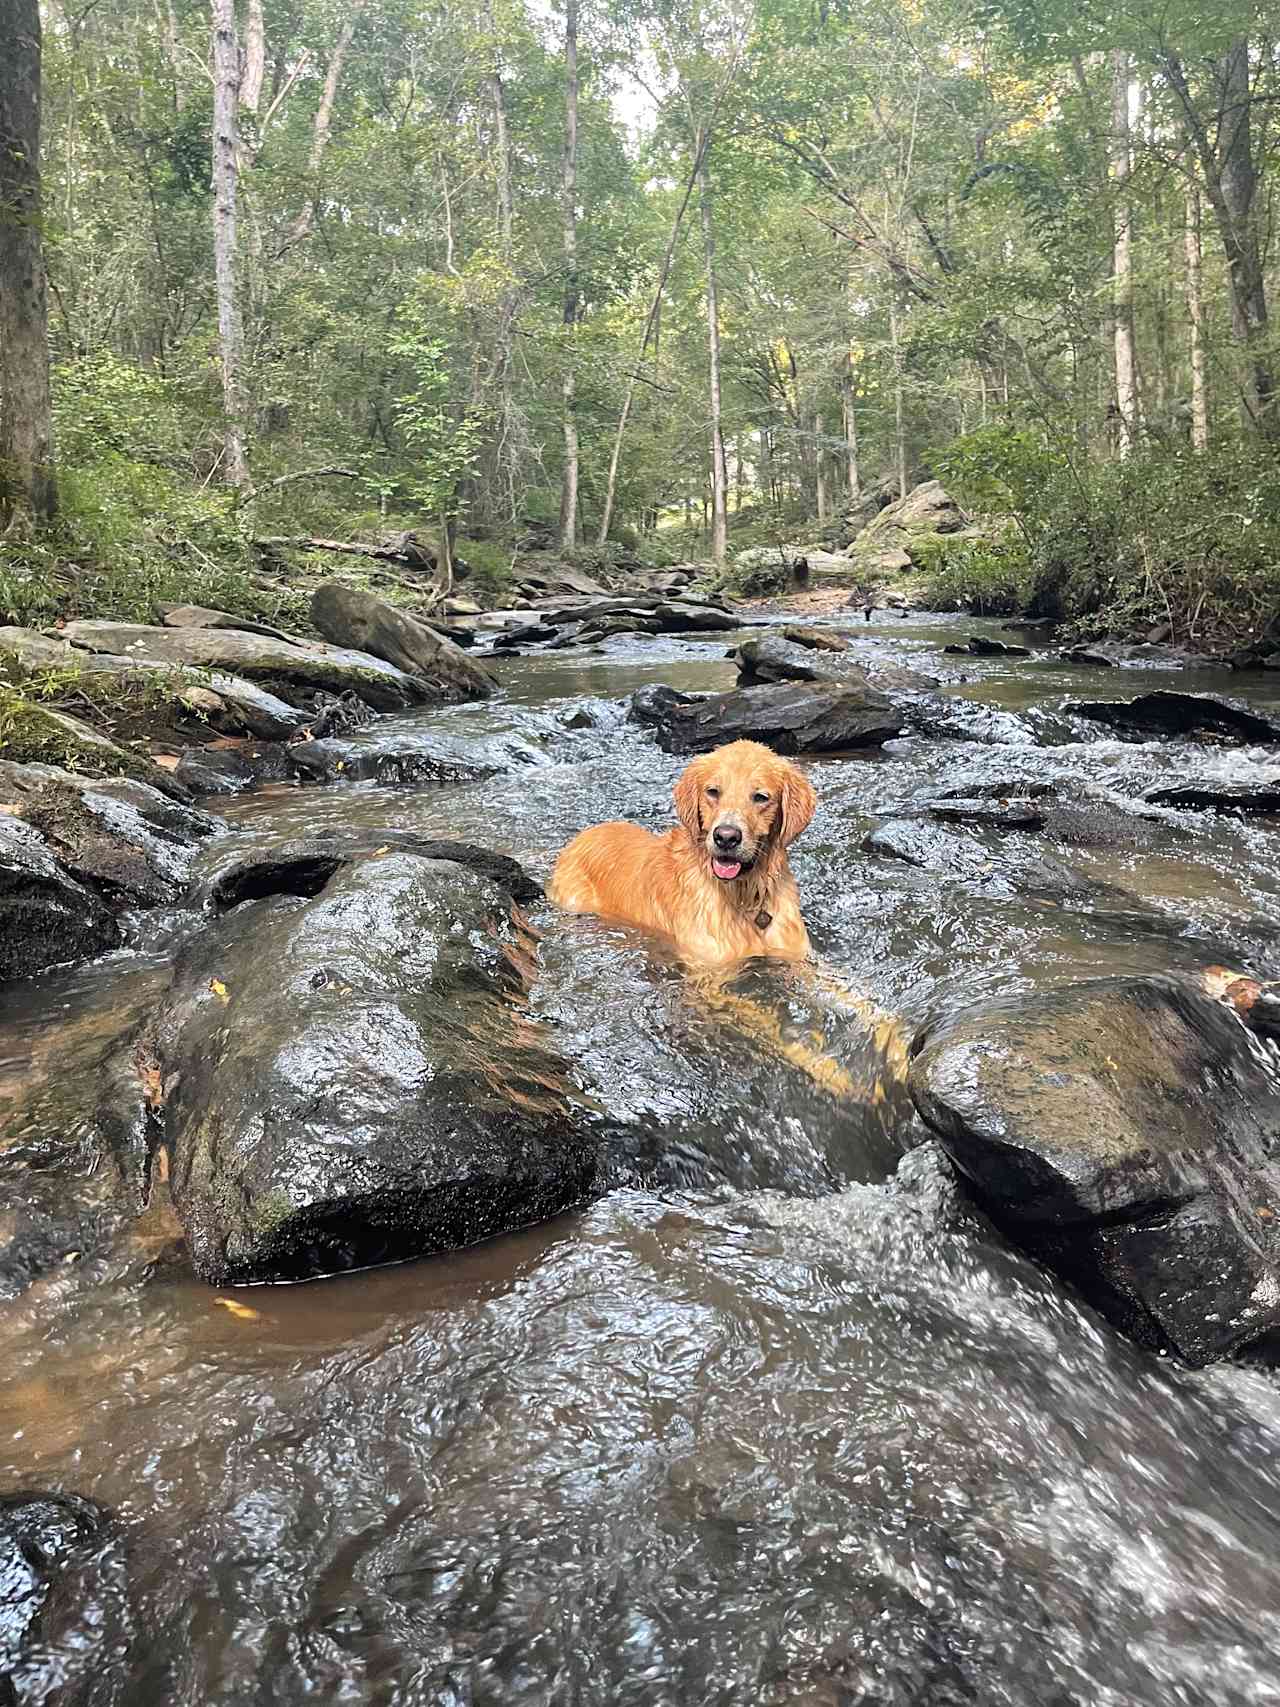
[673,758,706,838]
[778,764,817,846]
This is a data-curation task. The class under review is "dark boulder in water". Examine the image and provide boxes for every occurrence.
[943,636,1031,658]
[1065,690,1280,744]
[909,974,1280,1364]
[629,680,902,754]
[1145,778,1280,816]
[150,848,599,1284]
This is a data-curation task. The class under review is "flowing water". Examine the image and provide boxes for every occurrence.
[5,610,1280,1704]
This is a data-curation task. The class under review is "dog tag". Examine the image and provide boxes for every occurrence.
[755,909,773,931]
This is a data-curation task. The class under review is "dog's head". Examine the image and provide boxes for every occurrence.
[672,740,817,882]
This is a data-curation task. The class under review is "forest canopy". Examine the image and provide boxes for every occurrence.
[1,0,1279,647]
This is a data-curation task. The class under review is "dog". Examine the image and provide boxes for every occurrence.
[547,740,817,967]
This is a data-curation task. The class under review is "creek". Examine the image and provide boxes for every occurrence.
[4,610,1280,1705]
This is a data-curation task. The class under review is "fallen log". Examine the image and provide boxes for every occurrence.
[253,533,437,568]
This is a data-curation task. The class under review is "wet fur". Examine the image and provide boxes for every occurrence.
[548,740,817,966]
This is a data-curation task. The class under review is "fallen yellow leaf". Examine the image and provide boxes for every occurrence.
[214,1297,260,1321]
[209,977,230,1003]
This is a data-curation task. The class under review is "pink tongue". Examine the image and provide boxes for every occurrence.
[712,857,742,880]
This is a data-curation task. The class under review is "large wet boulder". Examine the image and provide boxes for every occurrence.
[848,479,967,574]
[0,815,120,983]
[59,620,430,713]
[732,634,874,687]
[1066,690,1280,744]
[149,848,599,1284]
[0,765,218,979]
[629,681,903,755]
[0,1492,132,1705]
[909,975,1280,1364]
[310,581,496,702]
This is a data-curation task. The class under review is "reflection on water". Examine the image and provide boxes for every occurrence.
[5,611,1280,1704]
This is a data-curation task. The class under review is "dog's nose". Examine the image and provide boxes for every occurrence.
[712,824,742,852]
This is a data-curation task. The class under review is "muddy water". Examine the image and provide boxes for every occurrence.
[5,612,1280,1703]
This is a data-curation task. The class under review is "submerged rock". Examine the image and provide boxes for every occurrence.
[629,680,903,754]
[901,693,1038,746]
[310,581,496,701]
[909,975,1280,1364]
[1066,690,1280,744]
[0,1492,132,1704]
[151,849,599,1284]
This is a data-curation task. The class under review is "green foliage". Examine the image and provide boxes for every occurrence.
[387,312,485,525]
[911,530,1034,615]
[1024,448,1280,649]
[931,425,1069,523]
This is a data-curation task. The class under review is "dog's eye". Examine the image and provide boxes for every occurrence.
[753,792,771,805]
[705,786,720,800]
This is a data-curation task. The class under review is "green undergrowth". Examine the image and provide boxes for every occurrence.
[931,425,1280,649]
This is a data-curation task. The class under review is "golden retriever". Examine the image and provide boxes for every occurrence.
[548,740,817,966]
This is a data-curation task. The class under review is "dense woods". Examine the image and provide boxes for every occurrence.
[2,0,1280,646]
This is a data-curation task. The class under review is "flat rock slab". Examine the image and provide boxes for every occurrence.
[781,625,850,652]
[60,620,431,713]
[1066,690,1280,744]
[0,627,308,740]
[909,974,1280,1363]
[151,849,599,1284]
[630,680,903,754]
[158,603,298,643]
[733,635,876,688]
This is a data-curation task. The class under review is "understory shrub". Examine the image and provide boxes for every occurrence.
[932,425,1280,648]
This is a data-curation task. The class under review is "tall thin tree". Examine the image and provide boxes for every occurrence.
[210,0,250,488]
[558,0,580,549]
[1110,50,1138,456]
[0,0,55,524]
[700,147,727,565]
[1184,177,1208,450]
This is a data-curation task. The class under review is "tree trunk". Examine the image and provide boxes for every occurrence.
[241,0,266,114]
[482,0,521,524]
[700,153,728,567]
[0,0,55,524]
[1161,41,1276,442]
[814,411,828,521]
[597,134,710,544]
[285,1,365,249]
[841,356,860,501]
[557,0,579,550]
[1110,49,1138,457]
[210,0,250,488]
[889,299,907,497]
[1185,179,1208,450]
